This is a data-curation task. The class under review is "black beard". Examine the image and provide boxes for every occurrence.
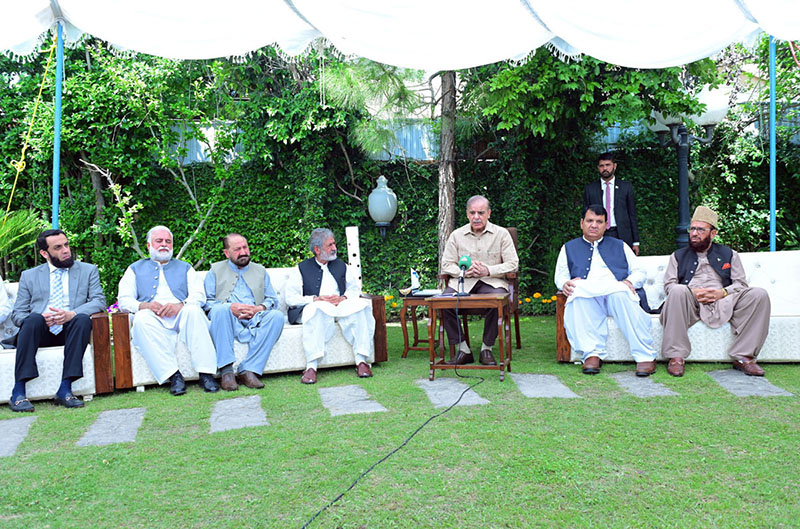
[688,236,711,253]
[50,254,75,269]
[233,255,251,267]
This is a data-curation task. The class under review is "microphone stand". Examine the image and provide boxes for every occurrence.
[456,269,470,297]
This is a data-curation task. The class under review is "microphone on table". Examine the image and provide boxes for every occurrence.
[457,255,472,296]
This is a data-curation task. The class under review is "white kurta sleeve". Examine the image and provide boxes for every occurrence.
[117,267,142,313]
[285,267,314,307]
[185,267,206,306]
[554,246,570,291]
[623,244,645,288]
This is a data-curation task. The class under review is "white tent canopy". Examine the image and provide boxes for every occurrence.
[2,0,799,69]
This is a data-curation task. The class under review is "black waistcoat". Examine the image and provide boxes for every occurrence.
[675,243,733,288]
[287,257,347,324]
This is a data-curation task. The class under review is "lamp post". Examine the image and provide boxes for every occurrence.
[367,175,398,238]
[651,86,729,248]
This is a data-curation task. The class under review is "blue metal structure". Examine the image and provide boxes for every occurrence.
[769,36,776,252]
[51,20,63,229]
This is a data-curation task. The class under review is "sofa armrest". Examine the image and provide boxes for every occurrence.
[362,294,388,363]
[555,292,570,362]
[91,311,113,394]
[111,311,134,389]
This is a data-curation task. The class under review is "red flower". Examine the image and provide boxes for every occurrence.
[721,262,731,270]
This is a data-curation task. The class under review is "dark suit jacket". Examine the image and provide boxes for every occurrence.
[11,261,106,328]
[583,178,640,249]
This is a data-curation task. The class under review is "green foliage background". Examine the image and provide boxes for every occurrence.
[1,37,798,306]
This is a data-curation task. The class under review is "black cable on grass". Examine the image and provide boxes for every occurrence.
[301,293,485,529]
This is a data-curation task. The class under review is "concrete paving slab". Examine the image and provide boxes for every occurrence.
[708,370,794,397]
[611,372,679,398]
[0,416,37,457]
[209,395,269,433]
[415,378,489,408]
[77,408,146,447]
[510,373,580,398]
[318,385,388,417]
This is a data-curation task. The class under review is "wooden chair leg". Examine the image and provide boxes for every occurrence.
[514,312,521,349]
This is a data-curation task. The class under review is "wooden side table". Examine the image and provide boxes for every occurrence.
[400,296,471,358]
[425,293,512,381]
[400,296,434,358]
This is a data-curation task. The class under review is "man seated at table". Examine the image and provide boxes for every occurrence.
[555,205,657,376]
[440,195,518,365]
[285,228,375,384]
[118,225,219,395]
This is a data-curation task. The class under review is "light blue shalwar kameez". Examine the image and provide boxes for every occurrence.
[204,262,284,374]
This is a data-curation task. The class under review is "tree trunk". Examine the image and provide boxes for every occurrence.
[81,151,106,250]
[437,71,457,275]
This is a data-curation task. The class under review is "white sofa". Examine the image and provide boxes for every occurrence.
[112,228,388,390]
[556,250,800,363]
[0,282,112,404]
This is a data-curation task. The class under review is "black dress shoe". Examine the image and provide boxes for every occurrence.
[446,351,475,365]
[169,372,187,396]
[479,349,497,366]
[54,392,85,408]
[199,373,220,393]
[9,396,35,413]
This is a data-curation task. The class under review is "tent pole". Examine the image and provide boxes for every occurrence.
[51,20,63,229]
[769,36,776,252]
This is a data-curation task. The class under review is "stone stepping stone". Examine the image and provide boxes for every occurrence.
[611,372,679,398]
[510,373,580,398]
[415,378,490,408]
[318,385,387,417]
[209,395,269,433]
[77,408,146,447]
[0,416,37,457]
[708,370,794,397]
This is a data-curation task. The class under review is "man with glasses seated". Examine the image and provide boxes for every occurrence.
[660,206,770,377]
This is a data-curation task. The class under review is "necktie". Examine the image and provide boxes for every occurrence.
[50,268,66,335]
[604,181,612,230]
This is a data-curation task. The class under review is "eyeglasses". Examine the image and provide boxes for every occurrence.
[688,226,711,233]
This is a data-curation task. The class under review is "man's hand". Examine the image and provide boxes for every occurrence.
[314,295,345,306]
[562,278,582,297]
[43,307,75,328]
[621,279,636,294]
[230,302,264,320]
[691,287,725,304]
[140,301,184,318]
[632,246,640,256]
[157,302,183,318]
[465,261,489,278]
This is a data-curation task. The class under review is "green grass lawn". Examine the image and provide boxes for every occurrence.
[2,316,800,529]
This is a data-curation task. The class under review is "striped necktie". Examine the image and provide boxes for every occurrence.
[604,181,612,230]
[50,268,66,335]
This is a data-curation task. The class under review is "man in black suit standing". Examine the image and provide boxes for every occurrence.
[7,229,106,412]
[583,152,640,255]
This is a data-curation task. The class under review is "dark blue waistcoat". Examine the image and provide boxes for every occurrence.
[563,236,652,312]
[287,257,347,324]
[564,236,629,281]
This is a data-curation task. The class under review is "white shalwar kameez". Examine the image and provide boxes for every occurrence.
[285,261,374,366]
[554,239,656,363]
[118,263,217,383]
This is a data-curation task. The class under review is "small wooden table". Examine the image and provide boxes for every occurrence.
[426,293,512,381]
[400,296,435,358]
